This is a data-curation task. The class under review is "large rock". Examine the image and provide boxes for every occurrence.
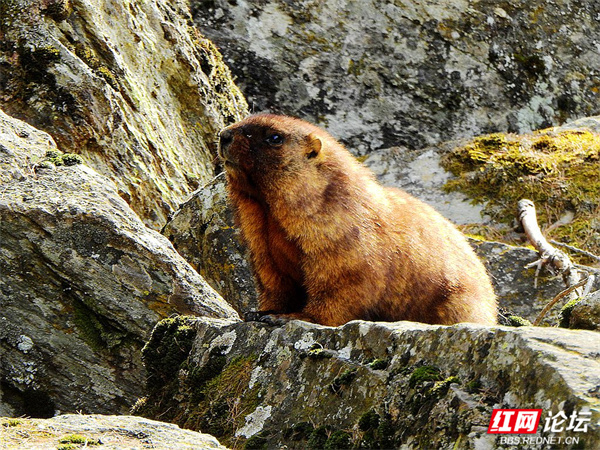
[0,414,226,449]
[0,110,238,417]
[0,0,248,229]
[192,0,600,154]
[137,316,600,449]
[162,178,258,315]
[567,291,600,331]
[363,141,486,225]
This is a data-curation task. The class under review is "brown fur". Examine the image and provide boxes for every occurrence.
[218,114,497,326]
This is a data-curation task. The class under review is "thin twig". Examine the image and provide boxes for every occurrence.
[533,275,590,326]
[582,274,595,297]
[574,264,600,274]
[550,240,600,263]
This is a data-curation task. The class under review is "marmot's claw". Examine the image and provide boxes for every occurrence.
[244,311,288,326]
[257,314,288,326]
[244,311,264,322]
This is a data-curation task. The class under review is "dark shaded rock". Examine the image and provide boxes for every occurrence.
[471,240,600,326]
[565,291,600,331]
[162,177,258,315]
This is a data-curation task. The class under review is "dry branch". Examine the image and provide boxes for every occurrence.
[518,199,585,324]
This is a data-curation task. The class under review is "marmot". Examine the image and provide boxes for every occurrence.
[218,114,497,326]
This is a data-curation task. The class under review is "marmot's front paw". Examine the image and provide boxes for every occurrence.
[257,314,289,326]
[244,311,264,322]
[244,311,288,326]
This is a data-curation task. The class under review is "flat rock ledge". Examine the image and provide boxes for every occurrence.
[138,317,600,449]
[0,414,226,449]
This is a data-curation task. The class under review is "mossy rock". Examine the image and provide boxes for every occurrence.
[409,366,442,387]
[442,128,600,264]
[141,316,198,390]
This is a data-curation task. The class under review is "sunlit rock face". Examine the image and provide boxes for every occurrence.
[193,0,600,154]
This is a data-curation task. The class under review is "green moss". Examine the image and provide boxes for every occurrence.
[57,445,77,450]
[38,149,84,168]
[359,410,380,432]
[428,376,460,397]
[281,411,397,449]
[74,44,100,70]
[307,348,331,359]
[507,315,533,327]
[141,316,198,390]
[324,430,352,449]
[187,347,227,402]
[60,153,84,166]
[137,321,260,447]
[559,296,583,328]
[44,0,72,21]
[58,434,99,445]
[367,358,388,370]
[307,425,331,449]
[330,368,358,394]
[28,45,61,65]
[283,422,315,441]
[184,355,259,446]
[2,419,22,427]
[96,66,119,90]
[465,379,481,394]
[45,149,62,160]
[357,410,397,449]
[192,34,247,123]
[442,129,600,264]
[409,366,442,387]
[244,433,268,450]
[71,298,132,353]
[513,52,546,79]
[302,344,332,359]
[72,43,119,89]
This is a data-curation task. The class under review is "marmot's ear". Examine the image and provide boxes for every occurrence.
[306,133,323,159]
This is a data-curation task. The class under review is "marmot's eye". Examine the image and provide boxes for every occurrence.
[265,134,284,146]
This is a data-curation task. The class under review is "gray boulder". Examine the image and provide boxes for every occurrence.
[163,177,258,315]
[136,316,600,449]
[0,110,238,417]
[192,0,600,154]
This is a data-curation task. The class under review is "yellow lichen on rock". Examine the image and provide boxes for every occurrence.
[442,128,600,263]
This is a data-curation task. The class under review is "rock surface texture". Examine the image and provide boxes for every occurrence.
[0,0,247,229]
[0,414,226,449]
[193,0,600,154]
[163,177,258,315]
[138,316,600,449]
[568,291,600,331]
[0,110,238,417]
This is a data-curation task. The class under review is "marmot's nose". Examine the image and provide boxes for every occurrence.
[219,128,233,155]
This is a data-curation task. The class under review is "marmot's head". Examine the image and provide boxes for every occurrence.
[218,114,327,197]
